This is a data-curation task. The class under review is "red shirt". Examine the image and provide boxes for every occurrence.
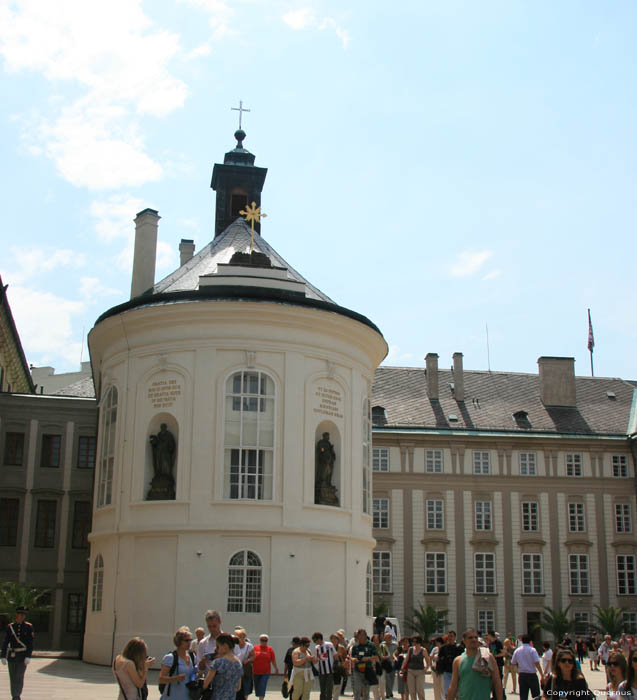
[253,645,276,674]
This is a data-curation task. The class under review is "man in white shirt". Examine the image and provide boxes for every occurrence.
[540,642,553,676]
[511,635,543,700]
[196,609,224,673]
[313,632,338,700]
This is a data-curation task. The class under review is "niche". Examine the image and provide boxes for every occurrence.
[144,413,179,501]
[314,420,341,507]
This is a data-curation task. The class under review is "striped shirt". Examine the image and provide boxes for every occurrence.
[315,642,337,675]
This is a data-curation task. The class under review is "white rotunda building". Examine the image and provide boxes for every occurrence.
[83,130,387,664]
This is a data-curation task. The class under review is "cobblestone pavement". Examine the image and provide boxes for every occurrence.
[0,657,612,700]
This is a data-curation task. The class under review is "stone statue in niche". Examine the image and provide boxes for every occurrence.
[315,431,339,506]
[146,423,176,500]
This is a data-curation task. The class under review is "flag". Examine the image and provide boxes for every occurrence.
[587,309,594,352]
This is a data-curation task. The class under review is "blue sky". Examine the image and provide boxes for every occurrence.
[1,0,635,380]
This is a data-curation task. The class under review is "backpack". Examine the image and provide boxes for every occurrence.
[158,650,196,696]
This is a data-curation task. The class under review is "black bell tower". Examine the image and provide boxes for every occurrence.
[211,130,268,238]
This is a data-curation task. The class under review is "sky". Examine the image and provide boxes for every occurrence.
[1,0,636,380]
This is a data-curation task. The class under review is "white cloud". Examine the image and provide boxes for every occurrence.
[8,246,87,284]
[449,250,493,278]
[157,241,178,273]
[282,7,350,47]
[79,276,120,304]
[482,269,502,281]
[0,0,188,189]
[179,0,235,40]
[383,344,417,366]
[90,194,148,242]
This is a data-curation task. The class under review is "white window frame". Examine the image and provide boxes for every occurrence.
[372,447,389,473]
[373,498,389,529]
[227,550,263,613]
[224,370,275,501]
[97,386,118,508]
[623,612,637,634]
[426,449,443,473]
[522,553,543,594]
[366,561,372,616]
[568,502,586,533]
[425,552,447,594]
[473,451,490,475]
[362,398,371,515]
[521,501,539,532]
[519,452,537,476]
[477,610,495,635]
[475,500,492,531]
[427,498,444,530]
[617,555,636,596]
[373,551,392,593]
[91,554,104,612]
[615,504,632,534]
[613,455,629,478]
[566,453,582,477]
[475,552,496,594]
[569,554,590,595]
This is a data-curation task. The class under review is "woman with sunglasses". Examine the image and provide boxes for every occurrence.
[619,648,637,697]
[606,650,627,699]
[542,648,592,699]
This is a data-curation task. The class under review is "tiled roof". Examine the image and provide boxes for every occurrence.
[53,376,96,398]
[372,366,635,436]
[152,218,333,302]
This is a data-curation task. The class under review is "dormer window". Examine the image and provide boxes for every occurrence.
[372,405,387,426]
[513,410,532,429]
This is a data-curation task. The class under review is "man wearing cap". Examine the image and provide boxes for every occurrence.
[1,606,34,700]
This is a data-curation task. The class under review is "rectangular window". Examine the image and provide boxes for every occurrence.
[227,449,273,500]
[373,498,389,529]
[521,501,539,532]
[34,500,57,548]
[623,612,637,634]
[425,552,447,593]
[0,498,19,546]
[67,593,84,633]
[617,555,636,595]
[519,452,537,476]
[372,448,389,473]
[573,612,590,636]
[615,504,632,534]
[475,501,492,531]
[566,453,582,477]
[427,499,444,530]
[522,553,543,594]
[569,554,590,594]
[71,501,91,549]
[3,432,25,466]
[41,434,61,468]
[475,552,496,594]
[613,455,629,478]
[477,610,495,635]
[77,436,96,469]
[568,503,586,532]
[373,551,392,593]
[426,450,443,473]
[473,451,490,475]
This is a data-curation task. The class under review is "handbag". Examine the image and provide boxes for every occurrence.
[281,679,290,698]
[186,678,203,700]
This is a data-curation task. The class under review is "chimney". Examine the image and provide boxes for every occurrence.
[537,356,576,407]
[453,352,465,401]
[425,353,439,400]
[179,238,195,266]
[130,209,160,299]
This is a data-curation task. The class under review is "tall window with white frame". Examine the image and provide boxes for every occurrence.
[573,612,590,636]
[373,498,389,529]
[522,553,543,594]
[475,501,492,531]
[227,550,262,613]
[475,553,496,594]
[224,371,274,500]
[519,452,537,476]
[426,449,443,473]
[477,610,495,635]
[473,451,490,475]
[568,503,586,532]
[566,453,582,477]
[373,551,392,593]
[615,504,632,534]
[613,455,629,478]
[521,501,539,532]
[425,552,446,593]
[427,499,444,530]
[366,561,372,616]
[91,554,104,612]
[616,555,636,596]
[568,554,590,594]
[97,386,118,507]
[372,447,389,473]
[623,612,637,634]
[362,397,371,515]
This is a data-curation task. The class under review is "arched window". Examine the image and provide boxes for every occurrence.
[227,550,262,613]
[91,554,104,612]
[366,560,373,617]
[224,371,275,500]
[97,387,118,507]
[362,397,371,514]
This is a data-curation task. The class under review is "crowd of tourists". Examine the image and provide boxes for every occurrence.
[111,610,637,700]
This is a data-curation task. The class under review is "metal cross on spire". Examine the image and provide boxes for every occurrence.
[231,100,251,130]
[240,201,267,253]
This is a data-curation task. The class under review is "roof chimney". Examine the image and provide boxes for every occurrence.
[179,238,195,266]
[130,209,160,299]
[453,352,465,401]
[425,353,439,400]
[537,356,576,407]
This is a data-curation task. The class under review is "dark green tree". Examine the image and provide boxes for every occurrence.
[0,582,52,615]
[594,606,626,638]
[535,605,574,641]
[374,600,389,617]
[409,603,448,642]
